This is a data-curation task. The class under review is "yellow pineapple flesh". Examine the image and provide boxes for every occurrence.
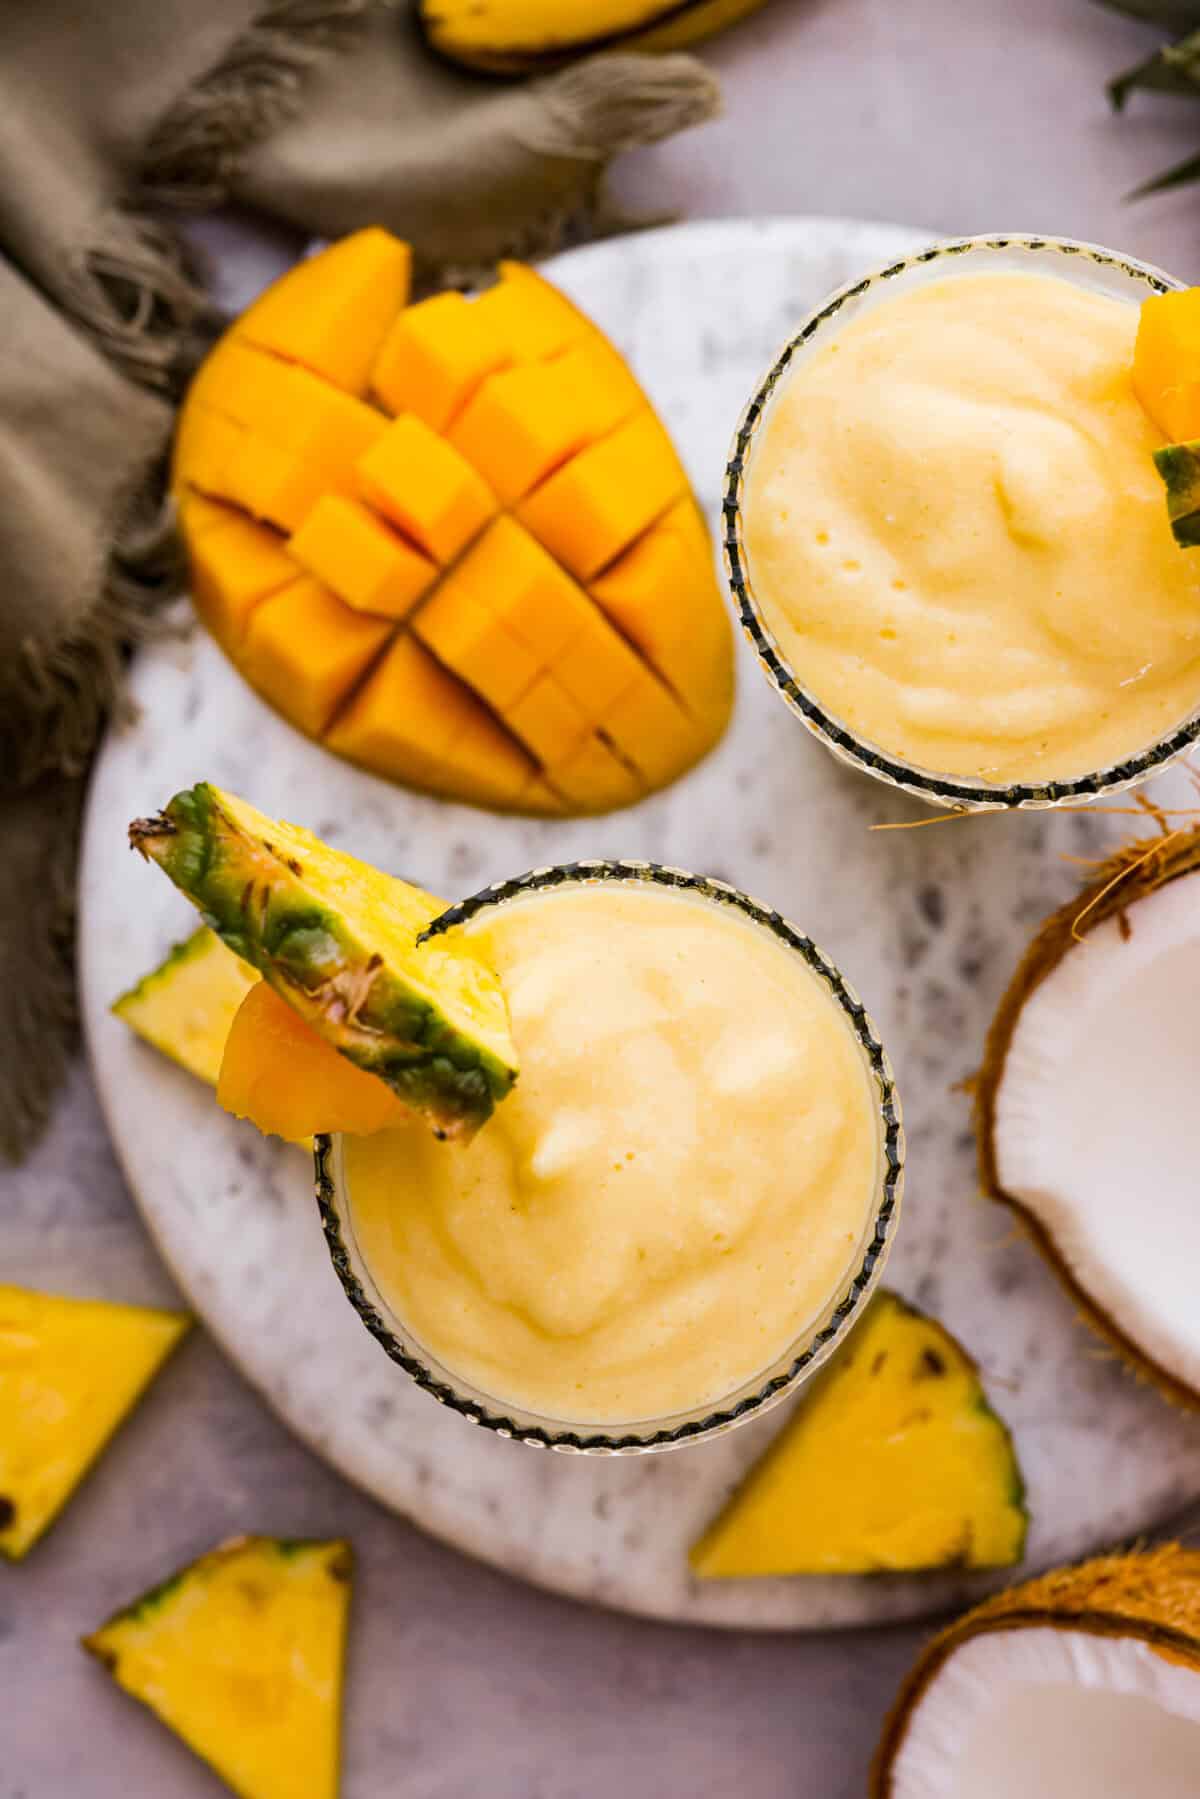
[84,1535,352,1799]
[0,1286,189,1558]
[690,1292,1027,1577]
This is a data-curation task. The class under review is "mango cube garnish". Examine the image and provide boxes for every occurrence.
[1134,287,1200,548]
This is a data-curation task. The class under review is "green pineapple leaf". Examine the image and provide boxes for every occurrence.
[1110,26,1200,109]
[1098,0,1200,27]
[1129,144,1200,195]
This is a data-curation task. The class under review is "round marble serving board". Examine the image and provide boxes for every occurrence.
[80,217,1200,1630]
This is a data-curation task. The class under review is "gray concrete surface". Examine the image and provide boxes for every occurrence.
[6,2,1200,1793]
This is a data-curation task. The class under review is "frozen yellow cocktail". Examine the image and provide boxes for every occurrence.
[321,866,901,1445]
[730,237,1200,804]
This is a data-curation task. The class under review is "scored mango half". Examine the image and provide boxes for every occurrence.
[172,228,734,815]
[129,783,516,1139]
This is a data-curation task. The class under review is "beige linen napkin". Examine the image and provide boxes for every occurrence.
[0,0,719,1158]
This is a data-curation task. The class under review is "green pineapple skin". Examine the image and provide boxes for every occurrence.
[129,784,514,1137]
[1153,440,1200,547]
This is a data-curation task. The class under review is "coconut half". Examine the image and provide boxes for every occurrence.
[872,1545,1200,1797]
[976,825,1200,1407]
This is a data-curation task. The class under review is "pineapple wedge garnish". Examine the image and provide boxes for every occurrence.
[129,783,517,1139]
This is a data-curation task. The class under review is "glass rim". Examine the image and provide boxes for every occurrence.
[314,858,904,1455]
[724,231,1200,812]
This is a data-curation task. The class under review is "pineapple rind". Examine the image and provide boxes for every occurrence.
[131,783,516,1135]
[1154,439,1200,548]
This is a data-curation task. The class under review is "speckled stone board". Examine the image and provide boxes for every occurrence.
[80,219,1200,1629]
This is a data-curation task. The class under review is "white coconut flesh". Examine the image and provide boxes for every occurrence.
[890,1625,1200,1797]
[992,870,1200,1393]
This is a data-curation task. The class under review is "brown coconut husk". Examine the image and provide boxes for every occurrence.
[871,1543,1200,1795]
[975,820,1200,1411]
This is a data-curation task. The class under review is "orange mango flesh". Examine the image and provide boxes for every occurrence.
[182,500,299,654]
[234,226,411,394]
[240,576,394,739]
[515,410,689,580]
[218,980,407,1139]
[1133,288,1200,444]
[172,228,734,815]
[288,496,436,620]
[356,415,498,564]
[327,631,539,809]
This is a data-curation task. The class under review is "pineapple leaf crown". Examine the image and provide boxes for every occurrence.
[1100,0,1200,192]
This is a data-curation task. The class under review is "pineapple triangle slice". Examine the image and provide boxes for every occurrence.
[0,1286,189,1558]
[84,1536,352,1799]
[112,926,259,1087]
[690,1292,1027,1577]
[129,783,517,1139]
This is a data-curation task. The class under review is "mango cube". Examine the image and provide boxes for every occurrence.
[414,581,540,711]
[197,343,387,477]
[590,499,732,716]
[473,262,590,361]
[1134,289,1200,443]
[371,291,510,430]
[452,518,590,661]
[234,227,411,394]
[504,673,591,764]
[444,710,539,807]
[515,773,570,815]
[288,495,436,619]
[188,510,299,651]
[551,733,641,811]
[176,492,241,540]
[171,406,244,497]
[219,980,406,1139]
[327,633,463,784]
[602,669,696,785]
[516,410,688,579]
[551,599,644,721]
[449,338,643,505]
[186,339,297,431]
[356,414,496,563]
[240,576,393,737]
[218,434,332,533]
[328,632,535,807]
